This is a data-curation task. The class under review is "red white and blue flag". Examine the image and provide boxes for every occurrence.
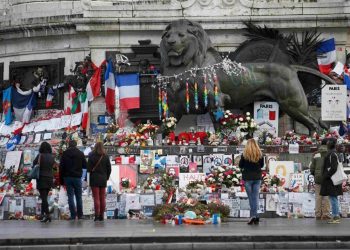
[116,73,140,110]
[12,87,36,124]
[344,67,350,90]
[46,88,54,108]
[104,60,116,114]
[317,38,336,75]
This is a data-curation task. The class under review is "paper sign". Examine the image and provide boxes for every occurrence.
[266,194,277,211]
[223,155,233,167]
[269,161,294,187]
[70,112,82,127]
[166,155,179,167]
[179,155,190,171]
[140,194,155,206]
[82,195,94,215]
[322,85,347,121]
[106,194,118,210]
[58,115,71,129]
[125,194,141,211]
[302,193,315,217]
[212,154,224,167]
[34,133,42,144]
[254,101,279,136]
[288,144,299,154]
[332,61,344,76]
[166,165,179,177]
[290,173,304,188]
[203,155,212,174]
[4,151,22,172]
[178,173,205,189]
[23,150,32,165]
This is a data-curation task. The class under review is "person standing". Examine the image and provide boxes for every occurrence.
[320,138,343,224]
[87,142,111,221]
[239,139,264,225]
[310,138,331,220]
[34,141,55,223]
[60,140,87,220]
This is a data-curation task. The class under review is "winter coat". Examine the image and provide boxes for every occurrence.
[33,153,55,189]
[87,152,111,187]
[60,146,87,183]
[320,150,343,197]
[239,155,264,181]
[310,145,328,184]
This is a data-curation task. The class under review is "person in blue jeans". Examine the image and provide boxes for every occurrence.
[239,138,264,225]
[60,140,87,220]
[320,138,343,224]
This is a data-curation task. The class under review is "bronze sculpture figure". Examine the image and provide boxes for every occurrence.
[160,19,336,134]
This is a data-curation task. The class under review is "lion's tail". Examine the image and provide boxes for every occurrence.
[291,65,337,85]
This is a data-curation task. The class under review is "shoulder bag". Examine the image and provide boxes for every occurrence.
[330,153,348,186]
[91,155,104,172]
[28,154,41,180]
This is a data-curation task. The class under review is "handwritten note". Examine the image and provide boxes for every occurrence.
[178,173,206,189]
[4,151,22,172]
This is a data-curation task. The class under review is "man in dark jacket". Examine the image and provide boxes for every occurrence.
[60,140,87,220]
[320,138,343,224]
[310,138,330,220]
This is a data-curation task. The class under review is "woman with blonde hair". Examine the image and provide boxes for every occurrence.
[239,139,264,225]
[87,142,111,221]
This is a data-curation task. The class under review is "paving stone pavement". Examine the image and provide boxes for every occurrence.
[0,218,350,249]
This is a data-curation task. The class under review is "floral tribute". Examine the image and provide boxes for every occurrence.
[238,112,258,136]
[152,198,230,223]
[143,175,161,191]
[205,165,242,189]
[219,110,241,131]
[136,122,159,139]
[160,172,177,203]
[121,177,131,189]
[186,180,206,193]
[161,116,177,136]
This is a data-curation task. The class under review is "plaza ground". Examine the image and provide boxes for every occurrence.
[1,218,350,249]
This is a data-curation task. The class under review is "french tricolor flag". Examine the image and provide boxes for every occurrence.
[104,60,116,114]
[116,73,140,110]
[344,68,350,90]
[317,38,336,75]
[46,88,54,108]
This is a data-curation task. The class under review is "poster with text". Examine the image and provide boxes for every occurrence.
[322,85,347,121]
[179,173,206,189]
[254,101,279,136]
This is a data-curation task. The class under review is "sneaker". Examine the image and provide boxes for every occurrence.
[321,215,332,220]
[327,217,340,224]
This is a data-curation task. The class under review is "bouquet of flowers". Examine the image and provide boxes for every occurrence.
[143,175,161,191]
[206,165,242,188]
[161,117,177,136]
[136,122,159,139]
[219,110,241,132]
[238,112,258,137]
[186,180,206,192]
[160,172,177,203]
[121,177,131,188]
[284,130,297,142]
[270,174,284,187]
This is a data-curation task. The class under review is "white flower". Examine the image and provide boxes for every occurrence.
[233,178,238,182]
[246,112,250,116]
[246,117,250,121]
[222,121,227,125]
[239,117,243,121]
[219,167,225,172]
[167,123,172,128]
[224,115,228,118]
[227,175,231,178]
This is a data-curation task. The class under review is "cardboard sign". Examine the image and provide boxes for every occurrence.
[82,195,94,215]
[178,173,206,189]
[322,85,347,121]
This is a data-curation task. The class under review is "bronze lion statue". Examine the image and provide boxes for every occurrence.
[160,19,334,134]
